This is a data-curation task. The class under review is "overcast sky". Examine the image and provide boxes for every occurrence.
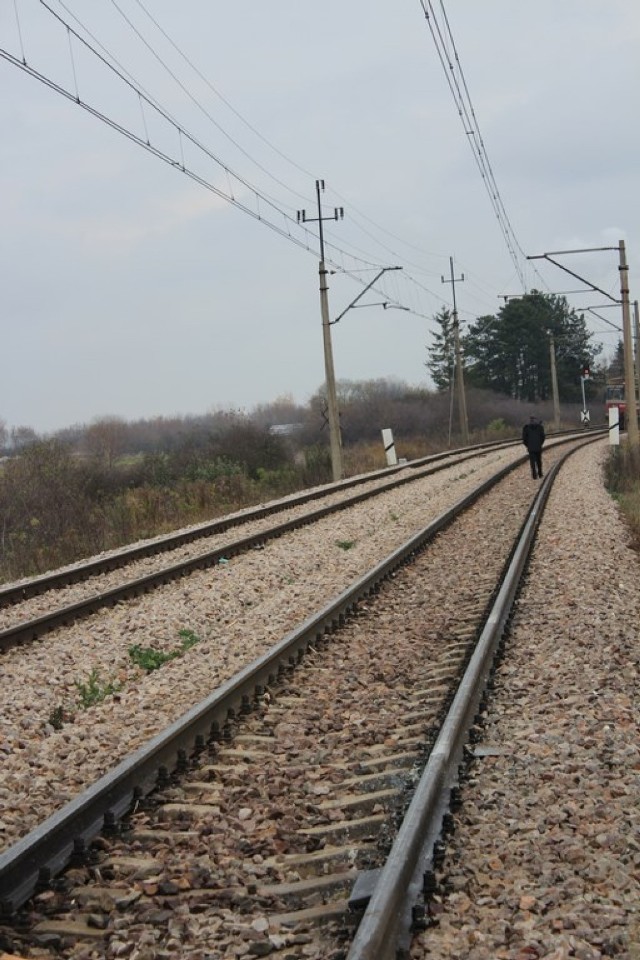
[2,1,639,433]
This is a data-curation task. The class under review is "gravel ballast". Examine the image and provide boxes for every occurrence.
[410,441,640,959]
[0,446,524,852]
[3,437,636,960]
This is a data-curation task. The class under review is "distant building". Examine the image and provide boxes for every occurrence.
[268,423,304,437]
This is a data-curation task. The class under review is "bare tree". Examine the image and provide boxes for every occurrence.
[84,417,127,468]
[10,425,39,450]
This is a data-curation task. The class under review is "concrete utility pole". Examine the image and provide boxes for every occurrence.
[548,331,561,430]
[442,256,469,444]
[619,240,639,457]
[298,180,344,482]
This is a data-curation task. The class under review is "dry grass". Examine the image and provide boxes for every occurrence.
[342,437,443,474]
[617,489,640,552]
[342,427,521,476]
[604,445,640,552]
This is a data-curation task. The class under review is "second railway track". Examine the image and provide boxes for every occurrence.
[0,434,594,650]
[0,435,603,958]
[0,440,519,611]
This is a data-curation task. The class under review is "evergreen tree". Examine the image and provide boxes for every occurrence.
[606,339,625,381]
[461,291,597,403]
[425,308,456,390]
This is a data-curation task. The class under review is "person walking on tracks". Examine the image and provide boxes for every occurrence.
[522,415,545,479]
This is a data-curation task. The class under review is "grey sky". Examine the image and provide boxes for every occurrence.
[2,1,639,433]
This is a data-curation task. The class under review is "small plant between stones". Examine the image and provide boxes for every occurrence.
[129,628,201,672]
[75,668,122,709]
[335,539,357,550]
[48,704,66,730]
[48,630,202,729]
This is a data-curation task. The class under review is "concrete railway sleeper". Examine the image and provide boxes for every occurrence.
[0,437,601,959]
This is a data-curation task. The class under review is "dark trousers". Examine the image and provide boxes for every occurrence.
[528,450,542,478]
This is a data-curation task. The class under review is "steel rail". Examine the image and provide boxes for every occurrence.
[344,438,601,960]
[0,451,534,917]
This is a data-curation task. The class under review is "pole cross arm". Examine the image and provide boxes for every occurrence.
[527,251,620,304]
[332,267,402,325]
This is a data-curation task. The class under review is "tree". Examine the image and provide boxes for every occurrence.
[84,417,127,468]
[0,439,100,575]
[606,339,625,381]
[425,308,456,390]
[462,292,596,403]
[10,426,39,450]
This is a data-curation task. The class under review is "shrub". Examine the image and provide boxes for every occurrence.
[487,418,508,433]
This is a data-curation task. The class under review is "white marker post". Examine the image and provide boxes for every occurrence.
[580,373,590,427]
[381,428,398,466]
[609,406,620,445]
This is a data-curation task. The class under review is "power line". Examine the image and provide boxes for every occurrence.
[12,0,27,63]
[127,0,458,272]
[4,1,493,325]
[2,40,438,321]
[0,46,308,246]
[417,0,532,291]
[103,0,312,212]
[130,0,317,189]
[46,0,306,217]
[60,0,464,293]
[2,3,394,284]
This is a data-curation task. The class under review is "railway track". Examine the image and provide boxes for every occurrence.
[0,433,595,653]
[0,438,516,610]
[0,435,602,959]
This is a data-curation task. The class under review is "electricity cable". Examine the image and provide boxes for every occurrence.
[416,0,559,297]
[6,1,497,324]
[5,3,396,286]
[107,0,459,277]
[105,0,310,212]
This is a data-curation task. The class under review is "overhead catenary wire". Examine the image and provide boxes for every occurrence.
[416,0,558,298]
[65,0,462,296]
[3,3,390,279]
[0,45,306,247]
[12,0,27,63]
[4,0,496,328]
[130,0,317,189]
[127,0,459,273]
[47,0,310,217]
[3,2,449,326]
[104,0,313,213]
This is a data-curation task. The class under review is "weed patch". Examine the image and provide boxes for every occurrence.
[48,705,67,730]
[129,630,201,672]
[75,669,121,709]
[335,539,357,550]
[605,447,640,551]
[178,628,200,649]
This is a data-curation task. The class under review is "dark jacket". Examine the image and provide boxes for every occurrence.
[522,420,545,453]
